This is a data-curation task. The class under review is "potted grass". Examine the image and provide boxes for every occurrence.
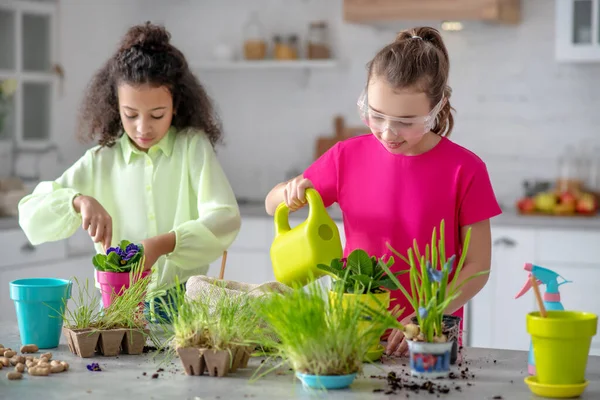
[62,270,157,358]
[61,278,102,358]
[93,240,150,308]
[317,249,407,362]
[161,279,264,377]
[380,219,489,378]
[252,281,404,391]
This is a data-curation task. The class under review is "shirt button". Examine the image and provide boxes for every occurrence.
[146,185,152,191]
[149,214,155,221]
[145,158,152,166]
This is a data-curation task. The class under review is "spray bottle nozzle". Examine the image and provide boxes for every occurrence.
[515,263,571,299]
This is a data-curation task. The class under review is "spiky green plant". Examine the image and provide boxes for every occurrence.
[157,277,267,358]
[380,219,489,342]
[252,279,404,378]
[98,266,156,330]
[61,277,102,330]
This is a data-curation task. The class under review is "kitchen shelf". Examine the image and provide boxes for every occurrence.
[194,59,338,71]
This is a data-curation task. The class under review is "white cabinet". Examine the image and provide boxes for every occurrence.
[467,226,536,350]
[468,223,600,356]
[0,0,59,146]
[556,0,600,62]
[0,255,93,322]
[0,228,66,269]
[206,216,346,285]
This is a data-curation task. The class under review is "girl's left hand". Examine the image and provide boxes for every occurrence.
[140,238,160,271]
[386,328,408,356]
[386,316,414,356]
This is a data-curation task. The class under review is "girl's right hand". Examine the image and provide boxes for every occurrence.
[73,195,113,251]
[283,176,314,212]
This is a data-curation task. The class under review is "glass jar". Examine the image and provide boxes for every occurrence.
[557,145,582,194]
[307,21,330,60]
[243,11,267,60]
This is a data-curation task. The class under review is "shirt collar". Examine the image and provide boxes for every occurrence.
[121,127,176,164]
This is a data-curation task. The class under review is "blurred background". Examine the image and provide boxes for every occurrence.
[1,0,600,354]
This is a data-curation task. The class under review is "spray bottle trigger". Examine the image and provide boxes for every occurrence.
[558,278,572,287]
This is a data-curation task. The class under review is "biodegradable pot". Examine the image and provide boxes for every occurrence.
[411,315,461,365]
[203,349,231,377]
[121,329,149,355]
[97,329,126,356]
[527,311,598,386]
[330,290,391,362]
[407,340,453,379]
[229,346,244,373]
[239,346,254,369]
[177,347,207,376]
[63,327,100,358]
[296,372,357,390]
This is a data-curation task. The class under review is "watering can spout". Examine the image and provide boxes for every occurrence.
[270,188,343,287]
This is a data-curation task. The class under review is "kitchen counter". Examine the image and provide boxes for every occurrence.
[238,201,600,230]
[0,216,18,230]
[1,324,599,399]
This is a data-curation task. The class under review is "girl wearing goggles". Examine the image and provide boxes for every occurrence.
[265,27,501,357]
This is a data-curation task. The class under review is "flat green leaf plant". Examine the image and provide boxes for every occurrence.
[156,278,266,360]
[317,249,408,294]
[379,219,490,343]
[250,276,405,380]
[92,240,145,273]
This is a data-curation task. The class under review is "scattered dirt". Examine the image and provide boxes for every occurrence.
[142,346,166,354]
[151,373,159,379]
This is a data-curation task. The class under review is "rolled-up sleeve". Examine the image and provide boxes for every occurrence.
[18,150,94,245]
[167,134,241,268]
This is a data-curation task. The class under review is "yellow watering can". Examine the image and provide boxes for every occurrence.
[270,188,343,287]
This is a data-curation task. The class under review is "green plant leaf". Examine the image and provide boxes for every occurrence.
[119,239,131,250]
[317,263,345,279]
[347,249,372,276]
[92,254,105,270]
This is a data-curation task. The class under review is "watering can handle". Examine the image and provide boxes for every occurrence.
[274,188,328,236]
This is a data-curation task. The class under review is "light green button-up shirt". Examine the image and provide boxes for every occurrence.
[18,127,241,296]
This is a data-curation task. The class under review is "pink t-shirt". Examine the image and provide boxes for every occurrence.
[304,134,502,328]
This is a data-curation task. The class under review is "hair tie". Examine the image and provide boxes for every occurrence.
[412,35,422,40]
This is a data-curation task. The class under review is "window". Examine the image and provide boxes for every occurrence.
[0,0,58,148]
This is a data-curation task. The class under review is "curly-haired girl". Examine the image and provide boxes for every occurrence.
[18,22,241,319]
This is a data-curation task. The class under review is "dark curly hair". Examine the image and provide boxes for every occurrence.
[77,22,222,148]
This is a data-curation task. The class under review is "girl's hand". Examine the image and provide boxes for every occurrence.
[140,238,161,271]
[74,195,112,251]
[140,233,176,271]
[283,176,313,212]
[386,328,408,357]
[386,316,414,356]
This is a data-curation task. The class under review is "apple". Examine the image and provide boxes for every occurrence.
[576,193,597,215]
[534,192,557,213]
[517,197,536,213]
[559,192,577,206]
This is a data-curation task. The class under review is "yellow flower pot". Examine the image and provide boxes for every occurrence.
[329,290,391,362]
[526,311,598,386]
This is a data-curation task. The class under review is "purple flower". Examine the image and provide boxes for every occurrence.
[87,363,102,372]
[426,261,443,283]
[125,243,139,254]
[443,255,456,275]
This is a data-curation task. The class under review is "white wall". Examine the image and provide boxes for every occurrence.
[28,0,600,206]
[25,0,155,182]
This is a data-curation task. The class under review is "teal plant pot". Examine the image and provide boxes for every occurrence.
[9,278,72,349]
[295,372,357,390]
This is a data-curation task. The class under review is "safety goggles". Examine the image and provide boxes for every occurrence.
[357,89,445,137]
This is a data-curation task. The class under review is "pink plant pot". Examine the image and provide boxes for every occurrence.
[96,269,151,309]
